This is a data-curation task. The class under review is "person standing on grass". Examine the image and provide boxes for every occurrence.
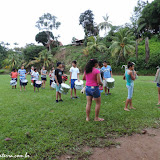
[83,59,104,122]
[69,60,80,99]
[49,67,55,89]
[155,67,160,105]
[18,65,27,91]
[30,66,34,85]
[32,68,39,92]
[101,61,113,95]
[41,66,48,89]
[123,62,136,111]
[55,62,63,103]
[97,61,104,94]
[10,68,18,89]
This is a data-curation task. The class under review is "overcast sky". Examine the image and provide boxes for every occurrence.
[0,0,153,48]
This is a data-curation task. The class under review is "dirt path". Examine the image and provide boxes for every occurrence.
[89,128,160,160]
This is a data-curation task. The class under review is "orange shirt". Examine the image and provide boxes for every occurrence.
[11,72,18,78]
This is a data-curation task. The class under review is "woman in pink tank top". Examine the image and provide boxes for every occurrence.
[83,59,104,122]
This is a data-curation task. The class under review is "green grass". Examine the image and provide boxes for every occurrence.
[0,75,160,159]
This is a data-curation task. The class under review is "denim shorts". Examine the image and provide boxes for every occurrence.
[56,84,61,92]
[126,84,134,99]
[157,83,160,88]
[71,79,77,89]
[85,86,100,98]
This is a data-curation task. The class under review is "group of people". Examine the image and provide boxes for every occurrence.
[10,59,160,121]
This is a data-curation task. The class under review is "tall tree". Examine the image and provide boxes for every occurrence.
[79,10,99,45]
[36,13,61,51]
[35,31,54,46]
[145,37,150,63]
[98,14,112,35]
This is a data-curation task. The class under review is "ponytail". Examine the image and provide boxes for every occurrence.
[85,59,98,74]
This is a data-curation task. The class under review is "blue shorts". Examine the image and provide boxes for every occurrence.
[126,84,134,99]
[86,86,100,98]
[41,77,47,81]
[71,79,77,89]
[157,83,160,88]
[12,78,17,82]
[56,84,61,92]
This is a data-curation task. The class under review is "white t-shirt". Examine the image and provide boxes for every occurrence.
[32,71,39,81]
[69,67,80,79]
[50,70,55,81]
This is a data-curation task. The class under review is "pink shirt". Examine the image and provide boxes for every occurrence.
[85,68,100,86]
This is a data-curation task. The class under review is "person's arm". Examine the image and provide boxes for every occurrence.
[54,75,59,86]
[130,71,136,80]
[41,70,43,75]
[110,71,113,77]
[97,73,103,86]
[82,73,86,80]
[77,73,80,81]
[10,72,12,78]
[123,73,126,80]
[156,69,159,77]
[69,72,72,83]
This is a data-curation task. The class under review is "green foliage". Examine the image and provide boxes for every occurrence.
[138,0,160,33]
[35,31,54,46]
[0,45,7,68]
[23,44,45,62]
[110,28,135,64]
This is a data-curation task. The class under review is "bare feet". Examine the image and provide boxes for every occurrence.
[124,108,130,111]
[86,117,90,121]
[94,117,104,121]
[156,103,160,105]
[130,107,136,110]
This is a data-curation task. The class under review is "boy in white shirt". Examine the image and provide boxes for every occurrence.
[32,68,39,92]
[69,60,80,99]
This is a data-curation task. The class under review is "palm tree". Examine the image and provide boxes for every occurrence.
[110,29,135,64]
[98,14,112,35]
[27,49,53,67]
[3,51,20,68]
[87,35,107,53]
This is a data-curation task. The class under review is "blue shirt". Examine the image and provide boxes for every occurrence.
[18,69,26,80]
[125,70,133,86]
[101,65,112,78]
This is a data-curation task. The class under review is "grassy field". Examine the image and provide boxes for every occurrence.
[0,75,159,159]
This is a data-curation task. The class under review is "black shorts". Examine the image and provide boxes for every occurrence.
[33,80,36,87]
[12,78,17,82]
[41,77,47,81]
[50,80,53,85]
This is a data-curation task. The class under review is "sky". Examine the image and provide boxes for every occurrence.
[0,0,153,48]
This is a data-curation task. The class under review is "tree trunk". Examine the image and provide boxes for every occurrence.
[145,37,150,63]
[136,39,138,60]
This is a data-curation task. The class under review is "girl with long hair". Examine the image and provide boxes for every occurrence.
[83,59,104,121]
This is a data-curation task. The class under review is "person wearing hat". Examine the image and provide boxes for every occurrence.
[55,62,63,103]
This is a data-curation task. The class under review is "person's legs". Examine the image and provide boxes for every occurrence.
[74,88,77,97]
[104,87,107,94]
[158,87,160,104]
[86,96,92,121]
[56,92,59,101]
[71,88,73,98]
[94,97,104,121]
[43,80,46,88]
[24,86,26,91]
[124,85,132,111]
[108,88,110,94]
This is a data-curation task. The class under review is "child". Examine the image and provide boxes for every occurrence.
[10,68,18,89]
[32,68,39,92]
[101,61,113,95]
[55,62,63,103]
[123,62,136,111]
[97,61,104,93]
[155,67,160,105]
[69,60,80,99]
[49,67,55,89]
[41,66,48,89]
[83,59,104,121]
[18,65,27,91]
[30,66,34,85]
